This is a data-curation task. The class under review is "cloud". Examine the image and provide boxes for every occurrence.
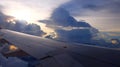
[1,0,120,32]
[40,7,99,43]
[40,0,120,31]
[40,7,91,28]
[60,0,120,17]
[0,10,12,29]
[0,0,69,20]
[0,8,45,36]
[55,29,92,43]
[55,0,120,32]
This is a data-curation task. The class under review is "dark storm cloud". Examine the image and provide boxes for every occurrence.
[13,20,45,36]
[39,0,116,45]
[60,0,120,16]
[0,10,13,29]
[40,7,99,43]
[55,29,92,43]
[0,8,45,36]
[40,7,91,27]
[40,0,120,28]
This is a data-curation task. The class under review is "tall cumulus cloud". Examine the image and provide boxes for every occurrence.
[40,7,99,43]
[40,0,120,44]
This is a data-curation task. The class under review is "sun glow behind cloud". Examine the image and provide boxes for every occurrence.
[0,0,70,22]
[9,10,32,21]
[4,8,40,24]
[0,0,70,35]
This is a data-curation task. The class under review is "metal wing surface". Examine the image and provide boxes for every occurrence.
[0,29,120,67]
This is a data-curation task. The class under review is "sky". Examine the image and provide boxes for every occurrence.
[0,0,120,32]
[0,1,120,66]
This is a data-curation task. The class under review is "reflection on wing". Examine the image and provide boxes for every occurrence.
[0,29,120,67]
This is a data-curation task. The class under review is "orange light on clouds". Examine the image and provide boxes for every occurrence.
[111,39,119,45]
[6,18,16,24]
[9,45,18,51]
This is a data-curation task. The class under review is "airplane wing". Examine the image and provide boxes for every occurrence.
[0,29,120,67]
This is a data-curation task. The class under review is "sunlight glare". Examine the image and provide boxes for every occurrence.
[10,10,32,22]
